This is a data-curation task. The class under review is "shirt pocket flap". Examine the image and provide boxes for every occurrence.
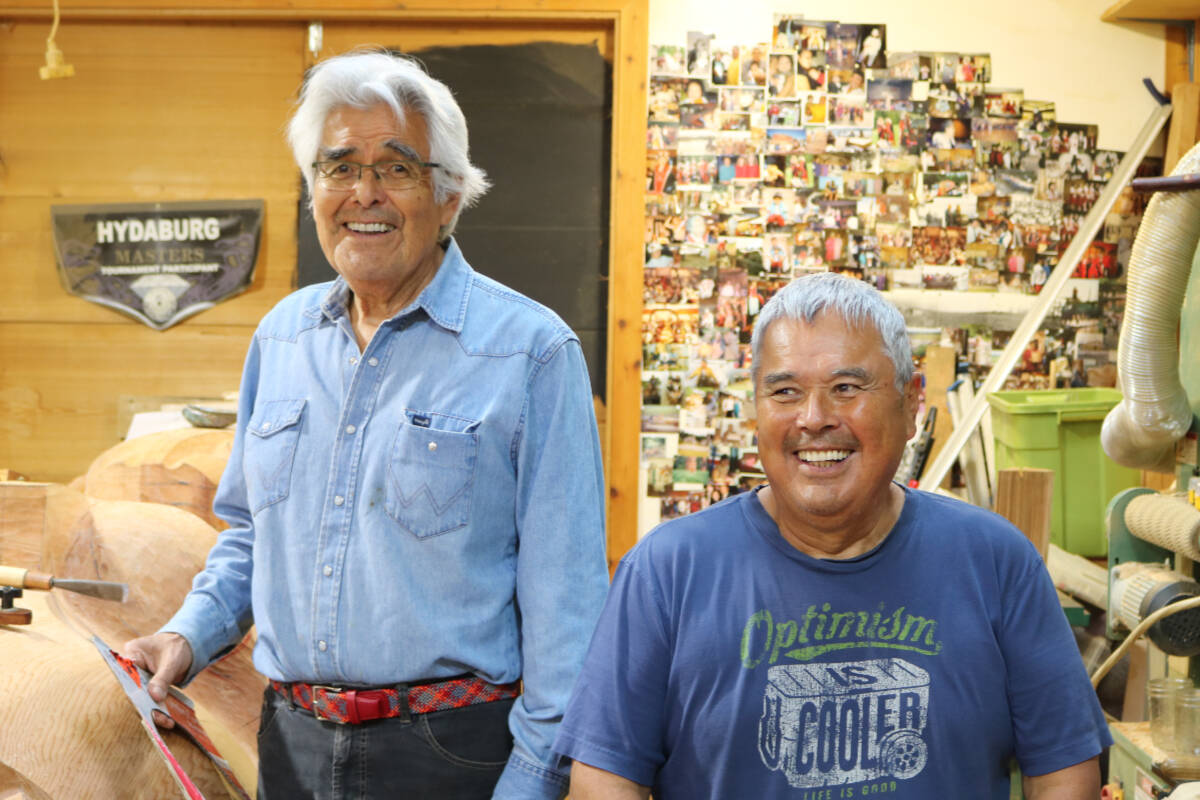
[247,399,307,439]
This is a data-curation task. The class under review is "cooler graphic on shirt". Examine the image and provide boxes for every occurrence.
[757,658,929,788]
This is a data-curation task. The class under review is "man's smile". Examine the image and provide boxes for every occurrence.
[344,221,396,234]
[795,449,851,464]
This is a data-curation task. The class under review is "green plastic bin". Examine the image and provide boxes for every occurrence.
[986,388,1140,556]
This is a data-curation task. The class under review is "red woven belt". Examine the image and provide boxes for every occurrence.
[270,676,520,725]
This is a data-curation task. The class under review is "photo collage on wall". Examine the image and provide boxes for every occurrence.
[641,17,1155,527]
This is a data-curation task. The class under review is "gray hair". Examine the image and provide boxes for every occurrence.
[286,49,491,239]
[750,272,914,391]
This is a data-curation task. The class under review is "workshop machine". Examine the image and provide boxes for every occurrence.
[1105,483,1200,796]
[1093,144,1200,798]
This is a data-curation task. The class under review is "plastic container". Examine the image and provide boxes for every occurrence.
[987,388,1141,556]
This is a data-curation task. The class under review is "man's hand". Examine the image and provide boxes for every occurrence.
[123,632,194,729]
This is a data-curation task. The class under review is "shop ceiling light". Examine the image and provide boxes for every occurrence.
[39,0,74,80]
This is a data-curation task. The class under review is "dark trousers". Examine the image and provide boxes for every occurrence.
[256,686,514,800]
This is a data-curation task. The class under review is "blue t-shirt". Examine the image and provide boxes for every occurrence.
[554,487,1111,799]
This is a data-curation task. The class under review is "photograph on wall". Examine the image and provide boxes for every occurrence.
[638,17,1149,533]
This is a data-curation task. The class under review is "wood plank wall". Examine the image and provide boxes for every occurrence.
[0,19,304,483]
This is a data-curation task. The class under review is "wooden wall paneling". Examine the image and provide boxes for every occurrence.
[1,323,252,482]
[0,20,304,483]
[0,19,303,325]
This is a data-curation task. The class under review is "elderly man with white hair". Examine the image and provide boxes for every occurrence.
[126,50,609,800]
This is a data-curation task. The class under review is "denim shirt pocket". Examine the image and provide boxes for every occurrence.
[244,398,306,513]
[385,410,478,539]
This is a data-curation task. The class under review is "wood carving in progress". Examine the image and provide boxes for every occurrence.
[0,429,260,799]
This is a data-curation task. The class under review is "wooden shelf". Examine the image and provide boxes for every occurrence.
[1103,0,1200,22]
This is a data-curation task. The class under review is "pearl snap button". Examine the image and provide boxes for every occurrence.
[428,442,437,452]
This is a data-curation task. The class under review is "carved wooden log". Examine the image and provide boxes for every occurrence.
[52,499,264,781]
[0,590,241,799]
[0,759,54,800]
[0,495,262,797]
[83,429,234,531]
[0,429,263,797]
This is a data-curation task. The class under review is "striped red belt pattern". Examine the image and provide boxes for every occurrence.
[270,675,521,725]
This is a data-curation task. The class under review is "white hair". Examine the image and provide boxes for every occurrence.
[750,272,914,392]
[286,49,490,239]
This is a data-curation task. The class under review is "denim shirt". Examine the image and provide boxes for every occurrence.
[162,239,609,799]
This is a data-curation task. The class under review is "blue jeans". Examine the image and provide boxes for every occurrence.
[256,686,514,799]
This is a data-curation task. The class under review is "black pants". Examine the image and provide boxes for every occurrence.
[256,686,514,800]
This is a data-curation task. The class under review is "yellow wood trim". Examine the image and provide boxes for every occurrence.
[1166,22,1191,90]
[604,0,648,568]
[0,0,628,19]
[1102,0,1200,21]
[1101,0,1129,21]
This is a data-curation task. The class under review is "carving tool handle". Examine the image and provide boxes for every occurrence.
[0,567,56,590]
[0,565,31,588]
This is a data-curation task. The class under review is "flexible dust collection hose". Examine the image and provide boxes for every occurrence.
[1125,493,1200,560]
[1100,142,1200,472]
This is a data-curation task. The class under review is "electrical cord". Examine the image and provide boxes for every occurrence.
[46,0,60,43]
[1090,594,1200,688]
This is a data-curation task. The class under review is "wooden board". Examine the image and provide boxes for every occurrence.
[994,467,1055,560]
[1166,24,1190,104]
[1164,82,1200,175]
[1103,0,1200,21]
[921,345,958,489]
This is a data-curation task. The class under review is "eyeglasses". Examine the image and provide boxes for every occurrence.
[311,158,441,191]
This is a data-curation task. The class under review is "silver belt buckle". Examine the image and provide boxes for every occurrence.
[310,684,348,723]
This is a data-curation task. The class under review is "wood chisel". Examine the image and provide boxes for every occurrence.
[0,565,128,602]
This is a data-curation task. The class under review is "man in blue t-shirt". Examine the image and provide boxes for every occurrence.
[554,272,1110,799]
